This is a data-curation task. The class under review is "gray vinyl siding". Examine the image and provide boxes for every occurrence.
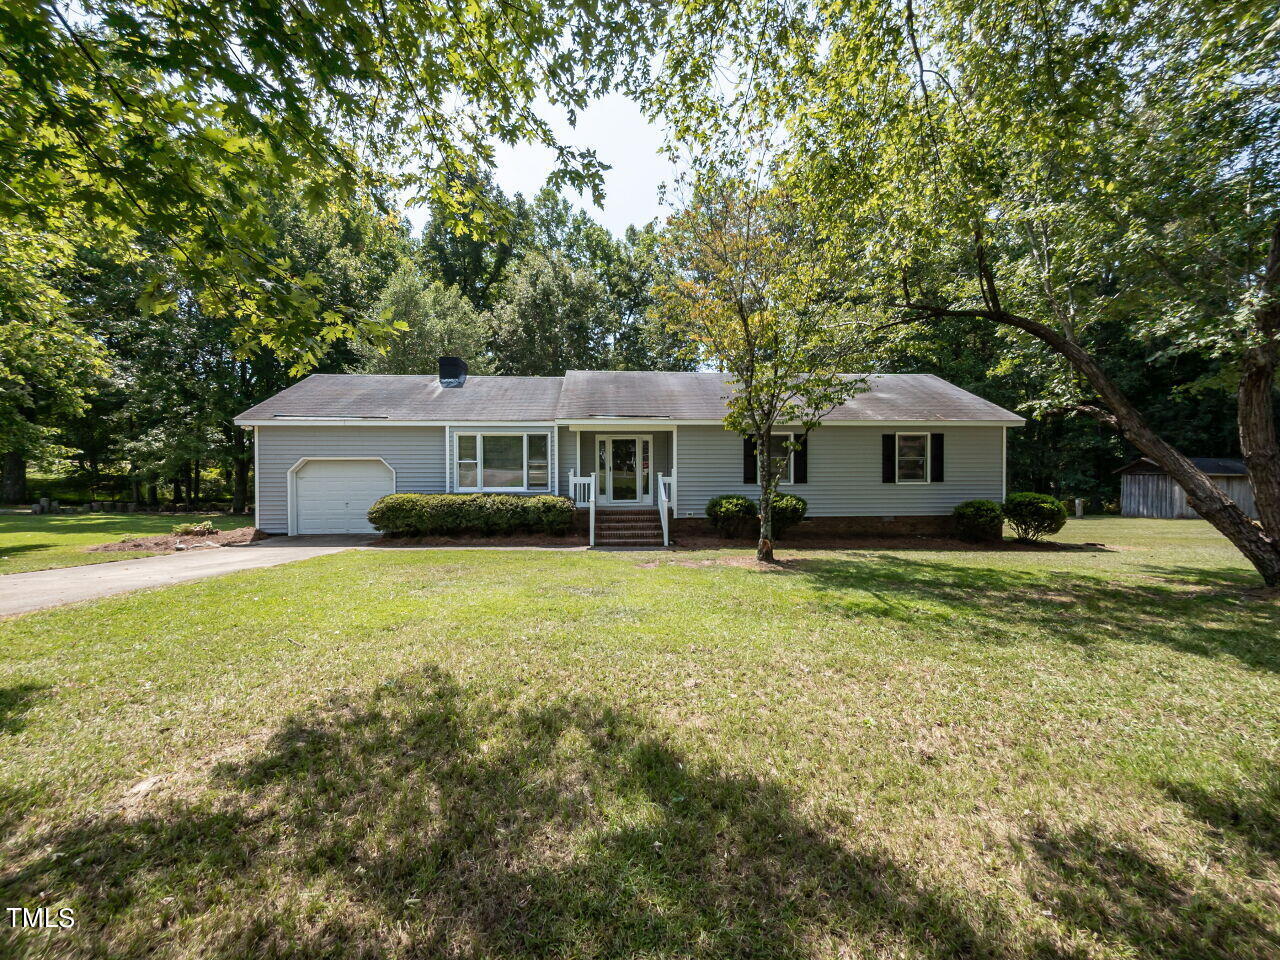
[673,424,1006,518]
[255,426,445,533]
[255,422,1008,532]
[557,426,577,495]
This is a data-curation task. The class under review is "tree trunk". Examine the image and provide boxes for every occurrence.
[1,451,27,504]
[1238,349,1280,538]
[905,251,1280,586]
[232,456,250,515]
[757,431,775,562]
[1237,219,1280,539]
[147,482,159,508]
[992,310,1280,586]
[191,459,201,504]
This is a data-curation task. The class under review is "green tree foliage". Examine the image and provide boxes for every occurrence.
[655,0,1280,583]
[0,0,656,366]
[420,174,531,312]
[0,216,109,500]
[488,251,612,376]
[53,189,413,509]
[417,180,692,373]
[356,270,493,376]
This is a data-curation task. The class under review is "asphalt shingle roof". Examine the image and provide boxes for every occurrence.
[558,371,1022,422]
[235,371,1023,424]
[235,374,564,422]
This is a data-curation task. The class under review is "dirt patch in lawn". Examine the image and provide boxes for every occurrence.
[89,525,263,555]
[372,533,588,548]
[639,555,804,573]
[669,534,1110,552]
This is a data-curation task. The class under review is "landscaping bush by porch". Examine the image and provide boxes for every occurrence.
[367,493,575,538]
[771,493,808,536]
[705,495,758,538]
[953,499,1003,542]
[705,493,808,539]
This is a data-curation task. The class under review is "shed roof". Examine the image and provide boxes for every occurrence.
[1117,457,1247,476]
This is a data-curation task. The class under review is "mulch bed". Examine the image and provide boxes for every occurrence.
[89,526,264,554]
[371,533,588,548]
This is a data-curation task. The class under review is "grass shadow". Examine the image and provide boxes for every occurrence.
[0,543,71,561]
[2,667,1058,959]
[789,554,1280,672]
[672,537,1112,554]
[1018,822,1279,959]
[0,682,48,735]
[1160,766,1280,865]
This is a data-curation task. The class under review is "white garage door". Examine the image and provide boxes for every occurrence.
[293,459,394,534]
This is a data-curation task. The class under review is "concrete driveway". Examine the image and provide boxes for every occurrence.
[0,535,370,618]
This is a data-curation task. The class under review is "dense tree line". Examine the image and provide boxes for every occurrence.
[4,178,689,506]
[5,165,1256,511]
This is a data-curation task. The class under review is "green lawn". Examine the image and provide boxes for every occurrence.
[0,512,249,575]
[1,518,1277,958]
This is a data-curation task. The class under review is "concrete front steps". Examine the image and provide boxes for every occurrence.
[594,509,664,547]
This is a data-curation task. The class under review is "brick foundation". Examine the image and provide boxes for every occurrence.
[670,514,955,539]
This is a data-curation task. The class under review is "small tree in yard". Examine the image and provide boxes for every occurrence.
[654,179,864,561]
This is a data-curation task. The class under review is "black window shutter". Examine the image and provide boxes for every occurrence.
[793,435,808,483]
[930,433,945,482]
[882,434,896,483]
[743,435,757,484]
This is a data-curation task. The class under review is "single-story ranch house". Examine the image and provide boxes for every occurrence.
[235,363,1024,544]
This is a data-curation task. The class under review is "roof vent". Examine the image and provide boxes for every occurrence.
[438,356,467,387]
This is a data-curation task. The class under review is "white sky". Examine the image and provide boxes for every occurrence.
[402,92,677,239]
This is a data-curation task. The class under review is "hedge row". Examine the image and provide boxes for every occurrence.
[367,493,575,537]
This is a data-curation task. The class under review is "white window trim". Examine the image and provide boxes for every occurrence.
[757,432,796,486]
[453,431,552,493]
[895,431,931,484]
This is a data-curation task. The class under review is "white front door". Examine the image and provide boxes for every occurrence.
[596,436,651,505]
[293,459,394,534]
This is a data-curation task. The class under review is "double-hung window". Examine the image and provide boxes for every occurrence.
[758,433,795,485]
[896,433,930,483]
[454,432,551,492]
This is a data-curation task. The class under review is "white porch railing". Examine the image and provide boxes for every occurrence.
[569,472,597,546]
[657,473,675,546]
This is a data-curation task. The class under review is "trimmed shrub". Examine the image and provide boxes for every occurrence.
[1001,492,1068,542]
[366,493,574,538]
[770,493,808,536]
[706,494,758,539]
[953,499,1003,542]
[172,520,216,536]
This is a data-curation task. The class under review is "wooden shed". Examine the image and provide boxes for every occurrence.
[1118,457,1257,519]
